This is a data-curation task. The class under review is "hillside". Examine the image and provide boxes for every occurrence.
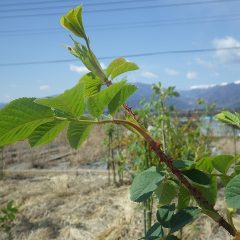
[129,82,240,110]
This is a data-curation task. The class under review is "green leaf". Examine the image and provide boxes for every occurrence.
[67,118,94,149]
[28,120,68,147]
[212,155,235,174]
[225,174,240,208]
[60,6,86,39]
[111,61,139,79]
[106,58,126,77]
[215,111,240,129]
[79,73,102,98]
[166,236,180,240]
[108,84,137,116]
[145,223,163,240]
[177,186,190,210]
[35,82,85,117]
[194,176,217,206]
[130,166,164,202]
[182,169,211,186]
[0,98,54,147]
[155,180,177,205]
[106,57,139,79]
[173,160,194,170]
[169,207,201,233]
[195,156,214,173]
[156,204,175,228]
[87,80,126,118]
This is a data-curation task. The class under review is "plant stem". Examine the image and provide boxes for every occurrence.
[97,118,236,236]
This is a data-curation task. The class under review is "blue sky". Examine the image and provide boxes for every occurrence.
[1,0,240,102]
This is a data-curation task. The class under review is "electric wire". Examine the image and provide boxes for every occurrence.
[0,0,240,19]
[1,46,240,67]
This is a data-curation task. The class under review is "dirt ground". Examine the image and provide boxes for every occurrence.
[0,132,239,239]
[1,170,240,240]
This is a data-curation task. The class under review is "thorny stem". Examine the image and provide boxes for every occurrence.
[86,53,236,236]
[97,118,236,236]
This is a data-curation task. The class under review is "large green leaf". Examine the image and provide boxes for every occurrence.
[145,223,163,240]
[0,98,54,147]
[35,81,85,117]
[87,80,126,118]
[173,160,194,170]
[155,180,177,205]
[108,84,137,116]
[212,155,235,174]
[169,207,201,233]
[156,204,175,228]
[195,156,214,173]
[130,166,164,202]
[194,176,217,206]
[67,118,94,149]
[225,174,240,208]
[166,236,180,240]
[106,57,139,79]
[79,73,102,98]
[28,120,68,147]
[215,111,240,129]
[182,169,211,186]
[177,186,190,210]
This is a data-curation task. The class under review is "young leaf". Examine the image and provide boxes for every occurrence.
[67,118,94,149]
[111,61,139,79]
[225,174,240,208]
[60,6,86,39]
[182,169,211,186]
[215,111,240,129]
[87,80,126,118]
[212,155,235,174]
[156,204,175,228]
[0,98,54,147]
[130,166,164,202]
[106,58,126,77]
[35,82,85,117]
[108,84,137,116]
[79,73,102,98]
[169,207,201,233]
[155,180,177,205]
[145,223,163,240]
[28,120,68,147]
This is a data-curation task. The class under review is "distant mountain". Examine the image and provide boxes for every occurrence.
[128,82,240,111]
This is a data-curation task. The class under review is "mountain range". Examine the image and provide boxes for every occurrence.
[0,82,239,111]
[129,82,240,111]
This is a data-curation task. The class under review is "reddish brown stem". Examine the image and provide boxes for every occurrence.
[104,79,236,237]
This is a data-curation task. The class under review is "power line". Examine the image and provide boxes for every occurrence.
[1,46,240,67]
[1,13,240,37]
[0,0,157,12]
[0,0,240,19]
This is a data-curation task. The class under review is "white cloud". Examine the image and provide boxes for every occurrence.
[234,80,240,84]
[195,57,214,69]
[69,64,89,74]
[69,62,106,75]
[140,70,158,79]
[40,85,50,91]
[213,36,240,63]
[165,68,179,76]
[186,71,197,80]
[190,84,216,90]
[220,82,228,86]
